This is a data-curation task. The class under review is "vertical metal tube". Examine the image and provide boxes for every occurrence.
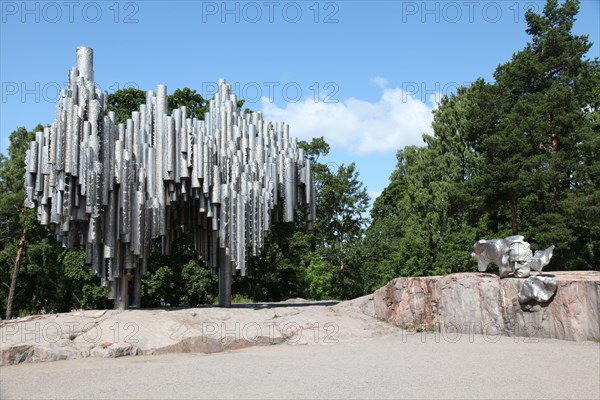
[75,46,94,82]
[284,157,294,222]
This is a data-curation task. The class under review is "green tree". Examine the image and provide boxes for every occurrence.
[168,88,208,120]
[141,233,217,307]
[107,88,147,124]
[365,0,599,283]
[108,86,247,125]
[0,125,83,317]
[313,162,369,298]
[232,137,370,301]
[475,0,598,268]
[62,249,112,309]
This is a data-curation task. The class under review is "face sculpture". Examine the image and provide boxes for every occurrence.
[471,236,554,278]
[509,241,533,278]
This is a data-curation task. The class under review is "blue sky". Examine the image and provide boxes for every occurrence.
[1,0,599,204]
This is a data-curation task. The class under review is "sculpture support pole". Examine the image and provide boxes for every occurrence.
[133,267,141,308]
[116,275,128,310]
[218,249,232,307]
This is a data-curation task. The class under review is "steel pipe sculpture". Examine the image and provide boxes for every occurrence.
[24,47,315,309]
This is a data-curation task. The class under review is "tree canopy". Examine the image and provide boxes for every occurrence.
[361,0,599,288]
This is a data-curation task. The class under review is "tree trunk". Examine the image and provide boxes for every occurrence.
[510,194,518,234]
[6,227,27,320]
[550,130,559,202]
[551,131,558,152]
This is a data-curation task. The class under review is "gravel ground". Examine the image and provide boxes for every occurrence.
[1,332,598,399]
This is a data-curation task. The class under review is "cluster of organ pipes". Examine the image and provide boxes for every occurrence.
[24,47,316,308]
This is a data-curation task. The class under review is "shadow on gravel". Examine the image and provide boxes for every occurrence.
[228,301,340,309]
[153,301,341,312]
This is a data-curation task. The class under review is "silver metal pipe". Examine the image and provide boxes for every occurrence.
[75,46,94,82]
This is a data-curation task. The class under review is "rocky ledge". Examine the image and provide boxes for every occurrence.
[1,271,597,366]
[0,299,396,366]
[369,271,599,342]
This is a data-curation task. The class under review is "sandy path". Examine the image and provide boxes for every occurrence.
[1,333,598,399]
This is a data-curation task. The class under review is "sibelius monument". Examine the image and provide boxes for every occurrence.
[23,47,315,309]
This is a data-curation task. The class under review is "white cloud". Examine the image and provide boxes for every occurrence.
[371,76,388,88]
[368,190,382,201]
[261,78,436,154]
